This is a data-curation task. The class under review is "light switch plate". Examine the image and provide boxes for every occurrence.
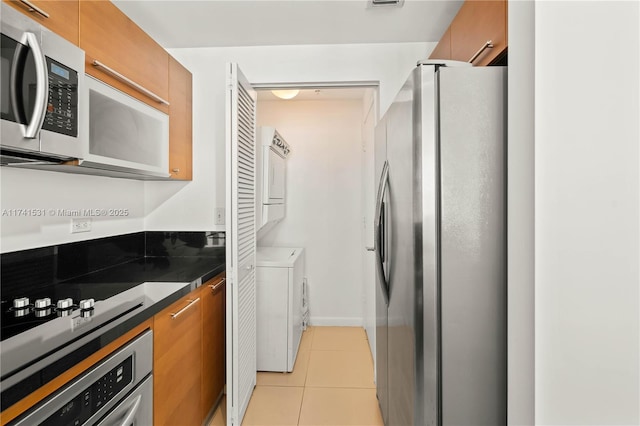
[215,208,225,225]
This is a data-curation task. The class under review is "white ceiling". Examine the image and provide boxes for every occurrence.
[112,0,463,49]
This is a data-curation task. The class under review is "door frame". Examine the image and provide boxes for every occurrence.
[225,77,380,425]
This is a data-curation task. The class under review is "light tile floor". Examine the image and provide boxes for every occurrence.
[208,326,383,426]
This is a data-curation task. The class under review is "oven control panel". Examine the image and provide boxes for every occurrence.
[40,356,133,426]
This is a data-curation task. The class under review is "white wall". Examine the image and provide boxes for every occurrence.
[256,99,365,325]
[0,168,144,253]
[507,1,535,424]
[534,2,639,424]
[144,42,433,232]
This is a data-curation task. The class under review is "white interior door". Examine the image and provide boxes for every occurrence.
[362,88,378,367]
[226,62,257,426]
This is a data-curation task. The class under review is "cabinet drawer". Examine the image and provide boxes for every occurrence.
[3,0,79,45]
[79,0,169,113]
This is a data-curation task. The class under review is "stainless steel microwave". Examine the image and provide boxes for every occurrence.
[0,3,84,163]
[79,75,169,178]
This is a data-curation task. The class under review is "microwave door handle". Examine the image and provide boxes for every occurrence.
[117,394,142,426]
[9,44,28,125]
[22,32,49,139]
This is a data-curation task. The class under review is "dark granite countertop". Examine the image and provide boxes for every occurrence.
[59,253,227,322]
[60,252,227,322]
[63,255,226,289]
[55,251,227,346]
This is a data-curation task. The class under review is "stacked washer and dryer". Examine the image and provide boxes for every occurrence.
[255,127,307,372]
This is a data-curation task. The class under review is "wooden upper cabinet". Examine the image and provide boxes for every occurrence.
[3,0,79,45]
[430,0,507,66]
[153,291,202,426]
[79,0,169,113]
[429,27,451,61]
[168,56,193,180]
[450,0,507,66]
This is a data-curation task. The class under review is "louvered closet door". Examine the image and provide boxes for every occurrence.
[225,63,257,426]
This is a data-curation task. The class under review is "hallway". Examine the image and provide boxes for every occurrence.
[209,326,383,425]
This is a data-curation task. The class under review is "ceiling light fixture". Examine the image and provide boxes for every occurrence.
[271,90,300,100]
[368,0,404,7]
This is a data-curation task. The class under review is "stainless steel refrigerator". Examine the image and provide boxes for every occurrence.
[374,61,506,426]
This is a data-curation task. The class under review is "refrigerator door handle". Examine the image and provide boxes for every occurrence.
[374,160,390,305]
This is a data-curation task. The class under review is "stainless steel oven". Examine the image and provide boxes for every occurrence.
[8,330,153,426]
[0,2,84,162]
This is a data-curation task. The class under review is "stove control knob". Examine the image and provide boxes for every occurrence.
[57,298,73,310]
[14,308,29,318]
[13,297,29,309]
[34,298,52,309]
[79,299,95,310]
[35,308,52,318]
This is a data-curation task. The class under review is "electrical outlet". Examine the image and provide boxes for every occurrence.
[215,208,225,225]
[71,218,91,233]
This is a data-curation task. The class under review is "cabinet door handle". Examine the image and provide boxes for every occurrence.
[92,60,170,106]
[170,297,200,319]
[468,40,494,63]
[18,0,49,18]
[209,278,226,293]
[172,168,180,174]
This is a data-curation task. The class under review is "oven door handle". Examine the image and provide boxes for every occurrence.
[21,32,49,139]
[117,394,142,426]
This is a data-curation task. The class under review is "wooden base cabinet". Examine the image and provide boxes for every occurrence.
[152,272,226,425]
[201,273,226,421]
[153,292,202,426]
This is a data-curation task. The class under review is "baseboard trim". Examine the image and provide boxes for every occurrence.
[309,317,364,327]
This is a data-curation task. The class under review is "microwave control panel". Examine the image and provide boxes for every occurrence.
[43,57,78,138]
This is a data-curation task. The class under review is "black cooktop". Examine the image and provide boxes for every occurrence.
[1,281,139,341]
[1,255,224,342]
